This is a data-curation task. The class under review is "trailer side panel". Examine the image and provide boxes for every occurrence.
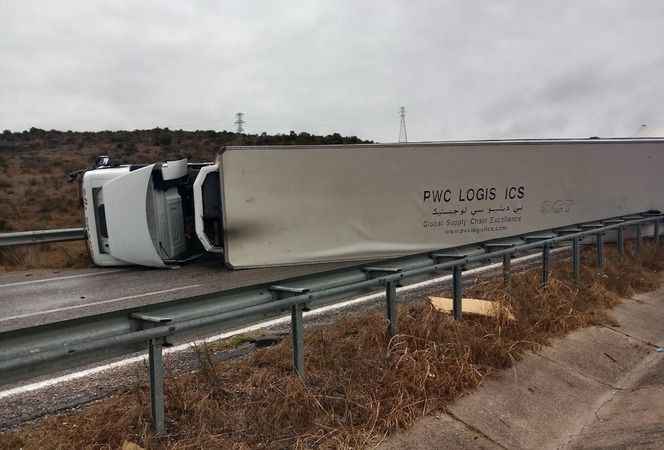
[219,140,663,268]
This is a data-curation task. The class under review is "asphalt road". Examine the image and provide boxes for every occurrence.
[0,257,360,332]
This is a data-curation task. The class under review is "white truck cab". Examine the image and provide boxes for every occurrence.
[82,157,222,267]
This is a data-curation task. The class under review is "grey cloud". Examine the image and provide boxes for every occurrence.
[1,1,663,141]
[482,55,664,138]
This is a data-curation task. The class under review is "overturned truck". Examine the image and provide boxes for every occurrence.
[81,138,664,269]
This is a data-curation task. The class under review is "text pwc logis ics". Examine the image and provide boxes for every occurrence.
[422,186,526,203]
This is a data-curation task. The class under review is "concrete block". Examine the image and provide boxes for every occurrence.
[609,294,664,347]
[537,326,651,388]
[448,352,605,450]
[570,383,664,449]
[379,414,502,450]
[632,352,664,390]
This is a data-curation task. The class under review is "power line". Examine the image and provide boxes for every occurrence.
[234,112,245,133]
[398,106,407,143]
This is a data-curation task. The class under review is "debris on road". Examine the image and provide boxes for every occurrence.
[428,296,516,320]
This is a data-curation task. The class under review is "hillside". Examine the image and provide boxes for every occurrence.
[0,128,371,270]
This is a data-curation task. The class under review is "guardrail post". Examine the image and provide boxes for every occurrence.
[635,223,642,256]
[131,313,172,434]
[596,232,604,271]
[385,280,398,337]
[655,219,661,248]
[502,253,511,288]
[617,226,625,257]
[572,237,581,282]
[364,267,402,337]
[541,243,551,287]
[291,303,305,377]
[452,265,463,320]
[148,337,166,434]
[269,285,310,378]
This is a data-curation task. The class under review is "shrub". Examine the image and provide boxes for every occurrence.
[0,218,12,232]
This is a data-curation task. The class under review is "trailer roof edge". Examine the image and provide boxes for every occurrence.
[224,137,664,151]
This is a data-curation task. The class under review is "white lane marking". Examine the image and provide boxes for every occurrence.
[0,284,202,323]
[0,269,131,289]
[0,250,564,399]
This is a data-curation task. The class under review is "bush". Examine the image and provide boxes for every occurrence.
[0,218,12,232]
[153,130,173,146]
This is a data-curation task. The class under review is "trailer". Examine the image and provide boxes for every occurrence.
[81,138,664,269]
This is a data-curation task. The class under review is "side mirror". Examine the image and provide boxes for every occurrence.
[95,155,112,168]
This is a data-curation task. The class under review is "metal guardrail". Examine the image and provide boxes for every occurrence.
[0,212,661,433]
[0,227,86,247]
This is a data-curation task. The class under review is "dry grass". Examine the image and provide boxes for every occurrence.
[1,244,663,449]
[0,241,89,272]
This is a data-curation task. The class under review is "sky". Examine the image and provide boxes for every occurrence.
[1,1,663,142]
